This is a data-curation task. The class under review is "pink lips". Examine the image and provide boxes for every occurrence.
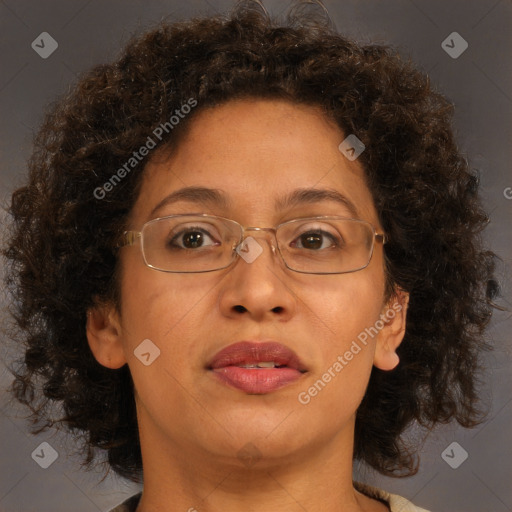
[207,341,307,394]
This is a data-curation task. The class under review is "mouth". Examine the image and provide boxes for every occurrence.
[207,341,308,394]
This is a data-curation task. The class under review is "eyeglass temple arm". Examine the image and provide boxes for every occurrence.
[117,230,141,249]
[375,233,386,244]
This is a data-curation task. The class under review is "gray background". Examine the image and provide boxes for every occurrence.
[0,1,511,511]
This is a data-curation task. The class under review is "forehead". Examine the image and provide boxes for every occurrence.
[132,99,379,226]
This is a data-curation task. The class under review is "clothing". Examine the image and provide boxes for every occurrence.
[109,492,140,512]
[108,484,431,511]
[354,482,431,512]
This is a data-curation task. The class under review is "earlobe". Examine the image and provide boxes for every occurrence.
[373,289,409,371]
[86,303,127,369]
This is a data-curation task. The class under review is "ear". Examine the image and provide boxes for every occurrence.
[373,288,409,371]
[86,301,127,369]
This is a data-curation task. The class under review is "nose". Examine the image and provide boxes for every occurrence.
[217,229,297,322]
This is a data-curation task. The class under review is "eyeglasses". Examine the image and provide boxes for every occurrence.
[118,213,386,275]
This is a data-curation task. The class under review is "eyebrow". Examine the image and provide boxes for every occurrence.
[149,185,359,219]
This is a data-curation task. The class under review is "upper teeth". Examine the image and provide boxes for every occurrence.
[239,361,280,368]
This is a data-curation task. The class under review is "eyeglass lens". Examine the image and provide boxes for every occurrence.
[140,215,375,274]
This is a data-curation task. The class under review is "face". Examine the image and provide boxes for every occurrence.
[88,99,407,469]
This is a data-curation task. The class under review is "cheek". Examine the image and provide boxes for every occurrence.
[118,258,230,398]
[302,268,385,344]
[120,270,207,349]
[118,270,211,423]
[296,271,384,410]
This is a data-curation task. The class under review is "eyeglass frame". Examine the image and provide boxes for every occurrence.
[117,213,387,275]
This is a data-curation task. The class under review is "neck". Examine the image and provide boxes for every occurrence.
[134,411,387,512]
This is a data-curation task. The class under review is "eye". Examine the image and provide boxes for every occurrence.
[290,228,341,250]
[167,225,221,250]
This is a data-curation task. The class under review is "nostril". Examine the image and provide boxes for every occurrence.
[233,305,246,313]
[272,306,283,313]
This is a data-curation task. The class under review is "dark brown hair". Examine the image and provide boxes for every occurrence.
[2,0,500,483]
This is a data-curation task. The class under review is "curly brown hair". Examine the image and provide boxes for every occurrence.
[1,0,500,483]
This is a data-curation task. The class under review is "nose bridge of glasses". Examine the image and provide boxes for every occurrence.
[239,226,278,254]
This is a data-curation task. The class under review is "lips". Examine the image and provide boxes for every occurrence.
[207,341,307,394]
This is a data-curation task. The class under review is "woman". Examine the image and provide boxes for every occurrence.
[2,2,499,511]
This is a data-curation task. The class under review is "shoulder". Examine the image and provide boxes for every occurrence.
[354,481,431,512]
[108,492,142,512]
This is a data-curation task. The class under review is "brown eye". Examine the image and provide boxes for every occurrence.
[291,230,339,250]
[168,227,219,250]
